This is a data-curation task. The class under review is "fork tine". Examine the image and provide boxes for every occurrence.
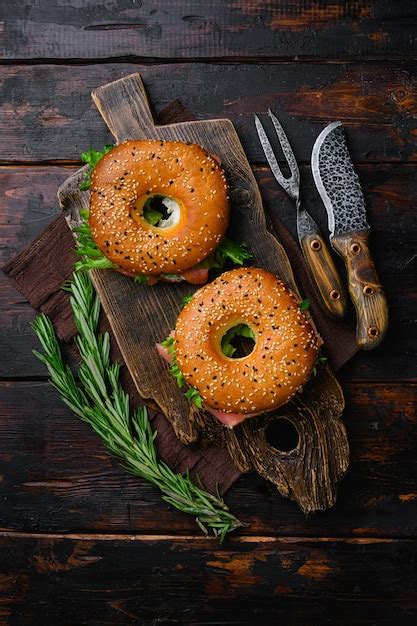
[267,109,300,187]
[254,114,292,192]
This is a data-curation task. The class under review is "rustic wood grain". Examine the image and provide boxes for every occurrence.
[56,73,348,513]
[300,230,347,318]
[0,533,415,625]
[0,3,415,621]
[1,63,416,163]
[2,0,417,61]
[1,165,415,381]
[1,380,415,535]
[225,370,348,512]
[332,230,389,350]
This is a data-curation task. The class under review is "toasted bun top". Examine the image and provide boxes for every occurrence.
[89,140,229,275]
[175,268,320,414]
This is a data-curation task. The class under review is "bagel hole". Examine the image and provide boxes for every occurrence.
[141,194,180,229]
[265,418,299,453]
[221,324,256,359]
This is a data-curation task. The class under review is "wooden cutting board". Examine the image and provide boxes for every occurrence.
[58,73,349,514]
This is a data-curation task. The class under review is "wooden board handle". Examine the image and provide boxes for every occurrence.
[300,232,347,318]
[91,73,158,143]
[332,230,388,350]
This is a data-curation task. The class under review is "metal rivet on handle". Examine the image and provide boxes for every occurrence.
[310,239,321,251]
[330,290,341,300]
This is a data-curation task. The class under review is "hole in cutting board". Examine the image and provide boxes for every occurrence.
[265,417,299,452]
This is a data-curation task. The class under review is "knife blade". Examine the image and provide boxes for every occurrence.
[311,121,388,349]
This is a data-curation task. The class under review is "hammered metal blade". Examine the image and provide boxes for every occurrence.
[311,121,369,237]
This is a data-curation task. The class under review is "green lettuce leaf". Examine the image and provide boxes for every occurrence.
[73,210,116,272]
[215,236,252,267]
[142,195,164,226]
[181,294,194,307]
[144,207,163,225]
[221,324,255,358]
[160,336,185,388]
[196,236,252,270]
[160,335,203,408]
[79,144,114,191]
[134,275,150,285]
[184,387,203,409]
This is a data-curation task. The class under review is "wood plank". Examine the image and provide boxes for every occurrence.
[1,63,416,163]
[2,0,417,61]
[0,166,67,377]
[0,381,415,537]
[1,165,415,381]
[0,533,415,624]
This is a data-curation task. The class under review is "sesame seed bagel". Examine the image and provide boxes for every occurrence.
[89,140,229,275]
[175,268,319,415]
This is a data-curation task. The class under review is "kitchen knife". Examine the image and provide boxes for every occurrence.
[311,121,388,349]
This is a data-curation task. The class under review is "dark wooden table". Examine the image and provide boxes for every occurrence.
[1,2,416,623]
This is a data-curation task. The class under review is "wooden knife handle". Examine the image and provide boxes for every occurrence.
[300,232,347,318]
[331,230,388,350]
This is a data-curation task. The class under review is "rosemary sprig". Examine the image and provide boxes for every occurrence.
[31,272,243,540]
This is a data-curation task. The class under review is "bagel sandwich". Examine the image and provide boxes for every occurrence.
[76,141,251,284]
[157,268,324,428]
